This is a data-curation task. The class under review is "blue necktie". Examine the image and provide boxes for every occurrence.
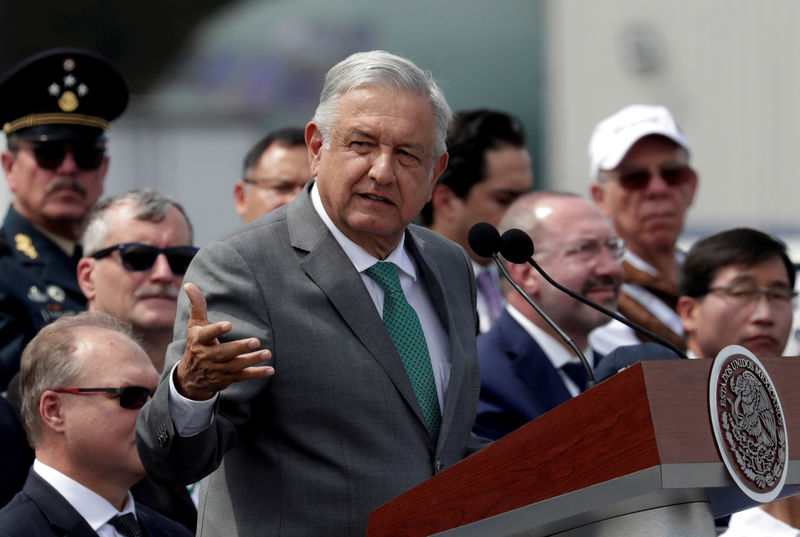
[366,262,441,440]
[562,361,588,392]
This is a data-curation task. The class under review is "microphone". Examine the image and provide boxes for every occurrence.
[499,228,689,360]
[467,223,597,389]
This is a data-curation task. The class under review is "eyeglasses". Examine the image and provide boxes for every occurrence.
[91,243,198,274]
[54,386,154,410]
[21,141,106,171]
[707,285,798,309]
[540,237,626,263]
[608,164,695,190]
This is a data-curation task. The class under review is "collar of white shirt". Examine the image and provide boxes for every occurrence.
[33,459,136,532]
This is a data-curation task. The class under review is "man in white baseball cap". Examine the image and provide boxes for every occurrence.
[588,104,698,354]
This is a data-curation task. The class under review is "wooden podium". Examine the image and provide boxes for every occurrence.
[367,358,800,537]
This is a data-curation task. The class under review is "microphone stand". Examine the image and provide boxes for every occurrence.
[491,253,596,389]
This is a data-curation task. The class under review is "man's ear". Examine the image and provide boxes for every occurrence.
[2,150,18,193]
[507,261,540,298]
[233,182,247,218]
[430,183,461,222]
[76,257,97,301]
[39,390,67,433]
[305,122,324,178]
[676,295,699,334]
[590,182,611,217]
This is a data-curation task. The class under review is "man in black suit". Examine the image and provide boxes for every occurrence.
[0,311,191,536]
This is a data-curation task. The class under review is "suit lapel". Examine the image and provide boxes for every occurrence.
[23,470,99,537]
[287,186,427,431]
[499,314,573,410]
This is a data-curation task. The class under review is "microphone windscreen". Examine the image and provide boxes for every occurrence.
[594,342,682,382]
[500,229,534,264]
[468,222,501,258]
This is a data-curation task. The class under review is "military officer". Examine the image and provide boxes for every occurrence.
[0,48,128,390]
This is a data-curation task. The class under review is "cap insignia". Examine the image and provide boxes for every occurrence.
[58,91,79,112]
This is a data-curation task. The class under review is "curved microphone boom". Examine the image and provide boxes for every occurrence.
[499,228,688,360]
[467,223,597,389]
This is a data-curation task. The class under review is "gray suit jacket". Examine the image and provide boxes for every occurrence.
[136,183,485,536]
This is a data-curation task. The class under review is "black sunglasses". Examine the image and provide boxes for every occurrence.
[23,141,106,171]
[611,164,695,190]
[54,386,154,410]
[91,243,198,275]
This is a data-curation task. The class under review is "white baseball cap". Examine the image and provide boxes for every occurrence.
[588,104,691,179]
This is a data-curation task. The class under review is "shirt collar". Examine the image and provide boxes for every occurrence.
[33,459,136,531]
[506,304,594,368]
[310,181,417,281]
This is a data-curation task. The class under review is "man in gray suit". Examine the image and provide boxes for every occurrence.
[136,50,487,536]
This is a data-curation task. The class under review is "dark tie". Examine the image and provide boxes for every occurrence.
[475,271,504,321]
[366,262,441,440]
[109,513,143,537]
[562,361,588,392]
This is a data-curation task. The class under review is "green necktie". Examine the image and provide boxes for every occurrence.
[366,261,441,440]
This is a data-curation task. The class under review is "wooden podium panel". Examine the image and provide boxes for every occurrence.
[367,358,800,537]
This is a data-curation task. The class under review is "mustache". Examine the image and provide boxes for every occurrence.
[45,179,87,197]
[581,276,621,296]
[133,284,180,299]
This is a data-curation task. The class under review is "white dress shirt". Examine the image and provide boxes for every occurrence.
[170,182,451,435]
[720,507,800,537]
[33,459,138,537]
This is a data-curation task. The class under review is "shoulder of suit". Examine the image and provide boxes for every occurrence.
[135,502,194,536]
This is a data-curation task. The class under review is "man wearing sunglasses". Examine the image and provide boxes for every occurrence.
[78,189,197,374]
[588,104,698,355]
[0,311,191,536]
[0,48,128,390]
[474,192,624,441]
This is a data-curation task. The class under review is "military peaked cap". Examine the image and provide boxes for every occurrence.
[0,48,128,142]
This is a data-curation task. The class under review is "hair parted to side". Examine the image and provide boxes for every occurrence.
[80,188,193,255]
[679,227,796,298]
[19,311,138,447]
[242,126,306,180]
[311,50,452,159]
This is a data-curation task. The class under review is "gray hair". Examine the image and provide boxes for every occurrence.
[311,50,452,159]
[81,189,193,255]
[19,311,138,447]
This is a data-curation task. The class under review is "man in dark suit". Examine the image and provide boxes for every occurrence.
[136,50,487,536]
[0,48,128,390]
[474,191,624,441]
[0,311,191,536]
[421,109,533,333]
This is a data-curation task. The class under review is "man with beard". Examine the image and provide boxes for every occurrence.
[588,104,697,355]
[473,191,624,440]
[0,48,128,390]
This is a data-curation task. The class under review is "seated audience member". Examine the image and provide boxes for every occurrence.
[421,109,533,333]
[233,126,309,223]
[588,105,698,354]
[675,227,797,535]
[77,189,199,530]
[0,311,192,537]
[474,191,624,441]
